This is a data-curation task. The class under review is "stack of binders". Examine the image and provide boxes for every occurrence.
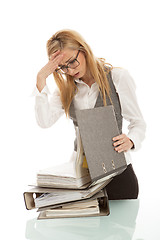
[23,105,127,219]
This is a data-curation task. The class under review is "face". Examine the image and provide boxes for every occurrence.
[59,48,87,79]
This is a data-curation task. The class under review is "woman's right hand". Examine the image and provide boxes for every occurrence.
[36,50,64,92]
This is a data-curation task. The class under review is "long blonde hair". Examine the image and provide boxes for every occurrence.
[46,29,113,117]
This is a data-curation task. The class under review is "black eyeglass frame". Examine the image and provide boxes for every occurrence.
[55,50,80,74]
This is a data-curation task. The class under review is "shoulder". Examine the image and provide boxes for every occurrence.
[110,67,136,92]
[111,67,130,83]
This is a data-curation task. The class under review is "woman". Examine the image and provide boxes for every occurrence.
[33,29,146,199]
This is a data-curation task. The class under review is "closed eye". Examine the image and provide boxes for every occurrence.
[58,59,75,68]
[68,59,77,65]
[70,59,76,63]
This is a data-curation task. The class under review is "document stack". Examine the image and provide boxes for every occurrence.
[24,106,127,219]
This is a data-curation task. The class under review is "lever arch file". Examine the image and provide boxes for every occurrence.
[75,105,127,186]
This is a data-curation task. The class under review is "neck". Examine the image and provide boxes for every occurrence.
[80,70,95,85]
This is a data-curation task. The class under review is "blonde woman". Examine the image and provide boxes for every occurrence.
[33,29,146,199]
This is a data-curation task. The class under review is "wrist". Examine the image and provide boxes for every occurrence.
[37,71,47,81]
[36,75,46,92]
[130,139,135,149]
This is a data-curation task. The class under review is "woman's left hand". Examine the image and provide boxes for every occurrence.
[112,133,134,153]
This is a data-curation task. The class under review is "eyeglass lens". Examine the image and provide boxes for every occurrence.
[56,50,80,74]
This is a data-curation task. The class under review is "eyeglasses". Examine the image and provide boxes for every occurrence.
[55,50,80,74]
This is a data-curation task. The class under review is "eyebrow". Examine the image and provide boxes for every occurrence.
[58,53,76,67]
[65,54,76,63]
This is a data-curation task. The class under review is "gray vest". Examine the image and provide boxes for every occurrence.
[69,71,122,152]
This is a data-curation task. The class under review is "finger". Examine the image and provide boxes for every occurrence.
[118,146,129,153]
[48,54,64,71]
[112,134,125,141]
[115,143,128,152]
[117,148,124,153]
[51,54,65,66]
[113,139,125,147]
[51,55,64,70]
[49,50,61,60]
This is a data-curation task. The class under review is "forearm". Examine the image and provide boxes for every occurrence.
[36,73,47,93]
[127,120,146,151]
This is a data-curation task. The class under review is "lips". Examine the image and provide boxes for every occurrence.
[74,72,79,77]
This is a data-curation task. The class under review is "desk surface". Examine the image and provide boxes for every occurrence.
[25,199,160,240]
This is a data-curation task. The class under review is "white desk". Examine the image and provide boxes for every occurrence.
[25,199,160,240]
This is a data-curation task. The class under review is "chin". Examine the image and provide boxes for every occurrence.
[77,72,85,79]
[73,72,82,79]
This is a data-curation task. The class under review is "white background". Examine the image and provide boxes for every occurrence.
[0,0,160,239]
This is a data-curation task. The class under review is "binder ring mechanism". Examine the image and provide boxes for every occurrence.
[112,160,116,169]
[102,163,107,173]
[102,160,116,173]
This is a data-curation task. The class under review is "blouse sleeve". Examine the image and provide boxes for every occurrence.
[32,85,65,128]
[111,68,146,152]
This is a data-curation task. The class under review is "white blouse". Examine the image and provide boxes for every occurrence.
[32,67,146,165]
